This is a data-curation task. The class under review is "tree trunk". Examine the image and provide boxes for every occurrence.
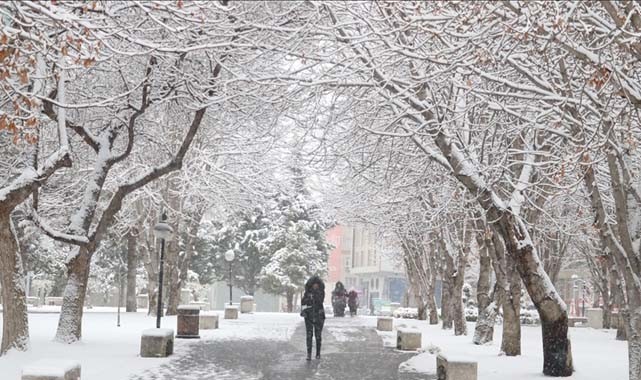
[473,245,492,343]
[441,279,453,330]
[474,282,502,345]
[0,212,29,354]
[55,247,91,343]
[164,239,180,316]
[452,261,467,336]
[618,309,629,341]
[492,213,572,376]
[417,302,427,320]
[627,308,641,380]
[428,293,439,325]
[501,255,522,355]
[286,288,294,313]
[126,231,137,312]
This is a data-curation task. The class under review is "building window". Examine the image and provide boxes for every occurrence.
[376,278,379,289]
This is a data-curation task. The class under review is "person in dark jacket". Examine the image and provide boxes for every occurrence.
[347,288,359,317]
[332,281,347,317]
[301,275,326,360]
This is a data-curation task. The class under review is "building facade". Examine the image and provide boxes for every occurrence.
[326,224,407,313]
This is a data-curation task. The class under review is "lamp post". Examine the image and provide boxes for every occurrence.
[224,250,235,306]
[154,213,174,328]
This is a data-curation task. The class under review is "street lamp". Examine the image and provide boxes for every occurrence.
[154,213,174,328]
[224,250,235,306]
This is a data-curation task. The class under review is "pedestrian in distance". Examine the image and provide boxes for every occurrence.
[301,275,326,360]
[347,288,359,317]
[331,281,347,317]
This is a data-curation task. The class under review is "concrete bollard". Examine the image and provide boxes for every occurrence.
[240,296,254,314]
[396,327,422,351]
[200,312,219,330]
[22,359,81,380]
[176,305,201,339]
[377,316,393,331]
[225,305,239,320]
[437,354,478,380]
[141,328,174,357]
[587,308,604,329]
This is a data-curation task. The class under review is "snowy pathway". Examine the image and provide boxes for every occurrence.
[129,316,427,380]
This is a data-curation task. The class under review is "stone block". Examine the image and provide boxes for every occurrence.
[22,359,81,380]
[200,313,219,330]
[240,296,254,314]
[377,316,393,331]
[437,354,478,380]
[136,295,149,309]
[225,305,239,320]
[568,317,587,327]
[396,327,421,351]
[26,296,41,307]
[587,308,604,329]
[176,305,200,339]
[140,328,174,358]
[45,297,63,306]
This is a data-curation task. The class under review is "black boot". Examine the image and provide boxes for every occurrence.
[316,340,321,359]
[307,347,312,361]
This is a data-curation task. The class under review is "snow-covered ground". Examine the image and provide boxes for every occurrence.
[0,310,300,380]
[0,311,627,380]
[377,318,627,380]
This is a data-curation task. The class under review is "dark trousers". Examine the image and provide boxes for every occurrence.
[305,317,324,355]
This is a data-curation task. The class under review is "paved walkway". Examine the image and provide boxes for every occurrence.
[130,317,430,380]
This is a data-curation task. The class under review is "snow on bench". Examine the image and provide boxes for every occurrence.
[437,353,478,380]
[22,359,81,380]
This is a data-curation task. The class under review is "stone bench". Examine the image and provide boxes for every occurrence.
[140,328,174,358]
[200,312,219,330]
[44,297,63,306]
[225,305,239,320]
[377,316,393,331]
[396,327,421,351]
[22,359,81,380]
[568,316,588,327]
[437,354,478,380]
[240,296,254,314]
[26,296,41,307]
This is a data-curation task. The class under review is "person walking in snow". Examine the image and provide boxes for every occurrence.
[331,281,347,317]
[301,275,326,360]
[347,288,359,317]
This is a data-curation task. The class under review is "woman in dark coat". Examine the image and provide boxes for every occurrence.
[301,275,326,360]
[347,289,359,317]
[332,281,347,317]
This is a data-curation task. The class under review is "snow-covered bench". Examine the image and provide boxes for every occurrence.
[396,327,421,351]
[377,316,393,331]
[437,353,478,380]
[200,312,219,329]
[140,328,174,358]
[240,296,254,313]
[22,359,80,380]
[224,305,239,320]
